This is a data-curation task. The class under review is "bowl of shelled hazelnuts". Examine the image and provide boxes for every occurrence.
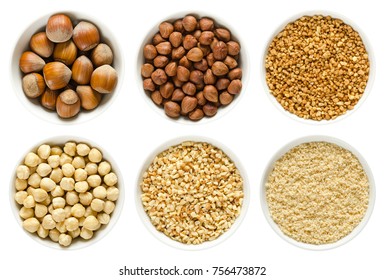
[138,13,248,123]
[11,12,123,123]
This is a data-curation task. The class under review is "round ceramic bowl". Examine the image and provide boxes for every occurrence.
[261,11,375,125]
[260,135,375,250]
[11,11,124,125]
[10,136,125,250]
[136,135,250,250]
[137,11,249,125]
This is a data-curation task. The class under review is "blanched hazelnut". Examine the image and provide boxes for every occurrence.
[17,165,30,180]
[23,217,40,233]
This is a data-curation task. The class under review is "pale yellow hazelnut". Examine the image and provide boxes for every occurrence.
[72,156,86,169]
[40,177,56,192]
[51,186,65,197]
[52,197,66,209]
[74,168,87,182]
[97,213,110,225]
[15,191,28,205]
[65,217,79,231]
[49,229,60,242]
[60,177,75,191]
[51,146,63,156]
[15,178,28,191]
[64,205,72,218]
[52,208,66,222]
[66,191,79,205]
[19,207,34,219]
[98,161,111,176]
[41,195,52,206]
[24,152,40,167]
[77,143,91,156]
[56,221,66,233]
[87,174,101,187]
[59,233,72,246]
[84,206,97,217]
[17,165,30,180]
[75,181,89,193]
[50,168,63,183]
[69,228,80,238]
[47,155,60,168]
[37,225,49,238]
[71,203,86,218]
[62,163,75,177]
[64,142,77,156]
[36,163,52,177]
[93,186,107,199]
[79,192,93,206]
[35,203,48,218]
[103,201,115,214]
[104,172,118,186]
[28,173,42,188]
[23,195,36,208]
[91,198,105,212]
[80,227,93,239]
[60,153,73,166]
[106,186,119,201]
[32,188,48,202]
[37,144,51,159]
[83,215,100,231]
[85,162,98,175]
[23,217,40,233]
[88,148,102,163]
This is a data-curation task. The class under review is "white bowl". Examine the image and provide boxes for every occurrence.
[137,12,249,125]
[9,136,125,250]
[136,135,250,250]
[11,11,124,125]
[260,135,375,250]
[261,11,375,125]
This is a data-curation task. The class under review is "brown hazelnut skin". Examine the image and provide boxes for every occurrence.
[159,21,174,39]
[203,69,216,85]
[186,47,204,62]
[159,82,174,99]
[153,33,166,45]
[173,19,184,32]
[165,62,177,77]
[219,91,234,105]
[43,62,72,90]
[143,78,156,91]
[203,85,218,103]
[46,14,73,43]
[151,69,168,85]
[164,101,181,118]
[40,88,58,110]
[228,68,242,80]
[153,56,169,68]
[216,78,230,91]
[215,28,231,42]
[181,96,198,114]
[19,51,46,74]
[183,35,198,50]
[171,89,185,102]
[22,73,46,98]
[213,41,228,61]
[199,31,215,45]
[155,42,172,55]
[203,103,218,117]
[227,41,240,56]
[212,61,229,76]
[169,32,183,47]
[179,56,191,69]
[76,85,102,110]
[182,15,198,32]
[224,56,238,69]
[182,82,196,96]
[56,89,81,119]
[189,70,204,85]
[90,65,118,94]
[143,44,157,60]
[189,108,204,121]
[141,63,154,78]
[29,32,54,58]
[91,43,114,67]
[72,21,100,51]
[196,91,207,106]
[194,59,208,72]
[71,55,93,85]
[199,18,214,31]
[227,79,242,94]
[177,66,190,82]
[53,40,78,66]
[151,91,163,105]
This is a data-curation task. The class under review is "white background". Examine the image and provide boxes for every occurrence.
[1,0,382,279]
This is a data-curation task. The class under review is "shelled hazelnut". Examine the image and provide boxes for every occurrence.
[141,14,242,121]
[19,13,118,119]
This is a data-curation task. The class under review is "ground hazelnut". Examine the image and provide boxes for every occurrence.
[155,41,172,55]
[151,69,168,85]
[219,91,234,105]
[215,28,231,42]
[153,56,169,68]
[165,62,177,77]
[203,85,219,102]
[203,103,218,116]
[160,82,174,99]
[227,41,240,56]
[182,82,196,96]
[186,47,204,62]
[151,91,163,105]
[199,31,215,45]
[159,21,174,38]
[182,15,197,32]
[212,61,229,76]
[183,34,198,50]
[169,32,183,47]
[171,89,185,102]
[181,96,198,113]
[143,44,157,60]
[213,41,228,60]
[177,66,190,82]
[164,101,181,118]
[227,79,242,94]
[189,108,204,121]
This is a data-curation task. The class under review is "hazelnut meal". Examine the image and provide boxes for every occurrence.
[140,141,244,244]
[141,15,243,121]
[265,15,370,121]
[19,13,118,119]
[265,141,370,245]
[14,141,120,247]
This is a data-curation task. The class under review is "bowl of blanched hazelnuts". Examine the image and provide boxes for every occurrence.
[12,12,123,123]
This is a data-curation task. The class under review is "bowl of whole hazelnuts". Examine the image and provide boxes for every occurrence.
[11,12,123,124]
[138,12,248,123]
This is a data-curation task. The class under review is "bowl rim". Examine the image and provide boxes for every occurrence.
[260,135,376,250]
[9,135,125,250]
[10,10,125,126]
[260,10,376,125]
[136,10,250,126]
[135,135,250,250]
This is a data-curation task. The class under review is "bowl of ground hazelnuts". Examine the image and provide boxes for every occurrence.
[138,13,248,123]
[11,12,123,124]
[262,11,374,124]
[10,136,124,249]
